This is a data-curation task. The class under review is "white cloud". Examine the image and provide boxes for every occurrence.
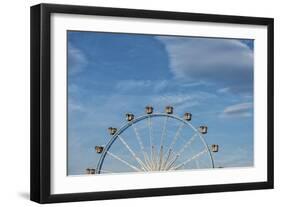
[150,94,196,108]
[68,44,88,75]
[156,36,253,94]
[217,87,230,94]
[152,80,169,92]
[114,79,212,95]
[221,102,253,118]
[181,81,212,88]
[151,92,216,107]
[115,80,152,92]
[68,101,84,112]
[115,79,170,93]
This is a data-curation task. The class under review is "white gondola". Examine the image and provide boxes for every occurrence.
[199,126,208,134]
[95,146,104,154]
[211,144,219,152]
[108,127,117,135]
[145,106,153,114]
[126,113,134,121]
[184,112,192,121]
[165,106,173,114]
[86,168,95,174]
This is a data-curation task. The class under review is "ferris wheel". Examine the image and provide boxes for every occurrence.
[86,106,219,175]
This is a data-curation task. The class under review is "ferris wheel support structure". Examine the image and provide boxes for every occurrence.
[96,113,215,174]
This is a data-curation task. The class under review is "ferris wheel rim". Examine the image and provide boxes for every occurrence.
[96,113,214,174]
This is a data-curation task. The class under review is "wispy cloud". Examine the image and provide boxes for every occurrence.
[156,36,253,94]
[115,79,165,93]
[221,102,253,118]
[114,79,212,95]
[115,80,152,92]
[68,43,88,75]
[217,87,230,94]
[68,101,84,112]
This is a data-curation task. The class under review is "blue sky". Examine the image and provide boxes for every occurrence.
[67,31,254,175]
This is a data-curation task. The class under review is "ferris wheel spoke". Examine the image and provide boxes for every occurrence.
[152,145,158,170]
[160,116,168,147]
[117,135,149,171]
[172,149,208,170]
[106,151,142,172]
[164,133,199,171]
[132,124,153,170]
[158,116,169,169]
[143,152,152,170]
[132,123,147,161]
[165,122,184,157]
[189,145,200,169]
[177,133,198,157]
[158,145,164,170]
[147,117,153,161]
[161,148,172,170]
[165,154,179,170]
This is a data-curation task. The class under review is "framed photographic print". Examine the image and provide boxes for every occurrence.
[30,3,274,203]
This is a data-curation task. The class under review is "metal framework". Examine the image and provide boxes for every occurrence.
[94,108,218,174]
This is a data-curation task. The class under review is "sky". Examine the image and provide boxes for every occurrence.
[67,31,254,175]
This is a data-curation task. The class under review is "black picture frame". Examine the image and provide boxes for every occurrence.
[30,3,274,204]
